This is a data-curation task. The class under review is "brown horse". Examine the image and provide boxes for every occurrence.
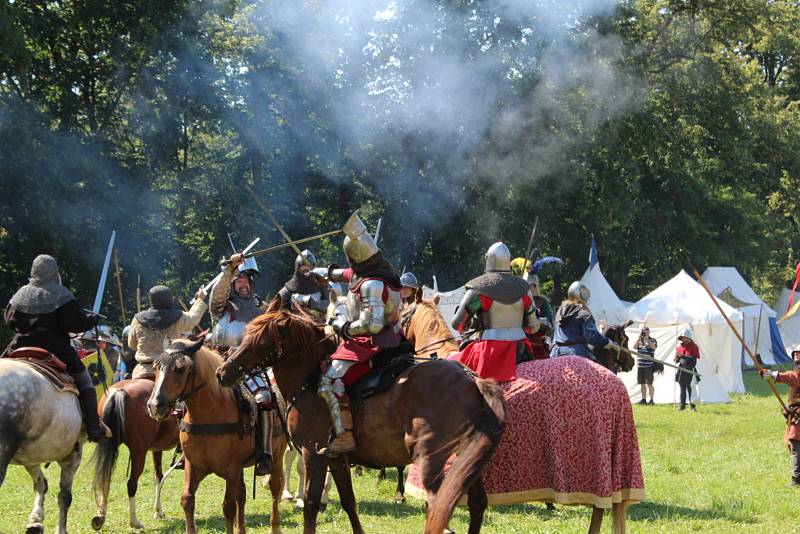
[594,321,635,374]
[147,340,287,534]
[217,305,506,534]
[91,379,179,530]
[403,300,640,534]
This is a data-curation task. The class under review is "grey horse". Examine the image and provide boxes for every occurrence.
[0,359,84,534]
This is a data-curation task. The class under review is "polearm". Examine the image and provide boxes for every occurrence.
[691,263,788,412]
[136,274,142,313]
[524,216,540,266]
[620,347,701,378]
[374,217,383,245]
[204,237,261,293]
[112,249,127,325]
[245,184,309,264]
[221,230,343,266]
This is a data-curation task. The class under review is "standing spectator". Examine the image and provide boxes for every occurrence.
[760,347,800,485]
[675,327,699,411]
[634,326,658,405]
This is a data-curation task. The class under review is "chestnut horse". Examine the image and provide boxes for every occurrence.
[91,379,179,530]
[217,305,506,534]
[147,340,287,534]
[402,300,640,534]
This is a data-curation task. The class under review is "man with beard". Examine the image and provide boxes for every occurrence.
[761,348,800,485]
[277,249,329,321]
[209,253,273,476]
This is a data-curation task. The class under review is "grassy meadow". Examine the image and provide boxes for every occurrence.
[1,370,797,533]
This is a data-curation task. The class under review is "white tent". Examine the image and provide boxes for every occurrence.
[422,284,465,336]
[702,267,777,365]
[775,288,800,354]
[580,265,628,325]
[619,270,745,403]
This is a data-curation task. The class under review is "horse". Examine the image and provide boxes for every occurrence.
[279,447,333,509]
[217,304,507,534]
[91,379,180,530]
[147,340,287,534]
[594,320,635,374]
[0,358,84,534]
[402,300,643,534]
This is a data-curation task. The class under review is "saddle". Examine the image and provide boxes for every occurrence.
[4,347,78,394]
[347,341,416,405]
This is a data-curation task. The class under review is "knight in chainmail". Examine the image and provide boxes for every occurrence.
[277,249,329,321]
[209,254,273,476]
[3,254,111,442]
[449,242,540,381]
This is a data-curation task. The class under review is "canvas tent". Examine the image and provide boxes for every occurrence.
[775,288,800,355]
[580,265,629,325]
[422,284,464,336]
[619,270,746,403]
[702,267,789,365]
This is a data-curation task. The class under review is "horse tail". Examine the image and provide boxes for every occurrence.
[425,378,506,534]
[92,389,126,504]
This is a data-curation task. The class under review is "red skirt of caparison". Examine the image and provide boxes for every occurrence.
[448,339,521,382]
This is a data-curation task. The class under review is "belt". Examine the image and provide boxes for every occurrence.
[479,327,525,341]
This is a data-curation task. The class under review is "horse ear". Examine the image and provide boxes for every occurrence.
[623,320,634,329]
[266,297,282,313]
[415,288,423,303]
[432,293,440,305]
[184,338,204,356]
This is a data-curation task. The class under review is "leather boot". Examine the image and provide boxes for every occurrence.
[325,394,356,456]
[254,409,272,476]
[77,386,112,443]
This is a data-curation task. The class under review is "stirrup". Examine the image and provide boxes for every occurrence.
[319,431,356,457]
[87,422,112,443]
[255,453,272,476]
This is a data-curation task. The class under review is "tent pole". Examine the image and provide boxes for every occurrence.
[691,265,788,412]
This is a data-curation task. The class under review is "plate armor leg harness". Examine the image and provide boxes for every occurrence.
[318,364,357,456]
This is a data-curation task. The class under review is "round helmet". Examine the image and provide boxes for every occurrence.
[122,325,131,340]
[238,256,259,275]
[567,281,590,304]
[400,272,419,290]
[524,272,540,286]
[484,242,512,273]
[294,249,317,271]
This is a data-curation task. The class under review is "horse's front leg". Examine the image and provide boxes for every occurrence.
[55,444,82,534]
[267,450,285,534]
[300,447,329,534]
[181,460,207,534]
[329,457,364,534]
[24,465,47,534]
[395,466,406,504]
[222,470,241,534]
[152,450,166,519]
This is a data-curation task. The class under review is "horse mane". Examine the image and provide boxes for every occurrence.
[412,299,457,350]
[245,306,325,355]
[156,340,232,400]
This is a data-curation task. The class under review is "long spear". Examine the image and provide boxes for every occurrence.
[691,264,788,412]
[136,274,142,313]
[245,184,307,263]
[113,249,127,325]
[221,230,343,266]
[524,216,539,266]
[620,347,700,377]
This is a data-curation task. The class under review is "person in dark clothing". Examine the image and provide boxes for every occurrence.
[675,327,700,411]
[4,254,111,442]
[634,325,658,404]
[550,281,620,360]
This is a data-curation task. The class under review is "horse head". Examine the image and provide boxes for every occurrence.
[147,338,204,420]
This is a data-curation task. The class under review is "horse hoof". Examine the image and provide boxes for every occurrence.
[444,529,456,534]
[26,524,44,534]
[294,498,305,509]
[91,515,105,530]
[154,510,166,520]
[130,520,145,529]
[395,496,406,504]
[281,491,293,502]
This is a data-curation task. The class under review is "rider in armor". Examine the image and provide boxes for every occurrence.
[210,254,273,476]
[278,249,329,321]
[550,281,620,360]
[319,212,403,456]
[525,273,554,359]
[128,285,207,380]
[449,242,539,381]
[3,254,111,442]
[399,272,420,307]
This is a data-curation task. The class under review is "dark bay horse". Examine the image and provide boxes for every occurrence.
[91,378,180,530]
[217,306,507,534]
[594,321,635,374]
[147,340,287,534]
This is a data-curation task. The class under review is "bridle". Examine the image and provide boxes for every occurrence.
[226,329,336,380]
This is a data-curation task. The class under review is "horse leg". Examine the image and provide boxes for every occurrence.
[236,472,247,534]
[466,480,488,534]
[294,452,306,508]
[588,506,604,534]
[181,461,207,534]
[152,450,166,519]
[281,448,296,502]
[320,470,333,511]
[24,465,47,534]
[377,467,386,482]
[267,451,284,534]
[301,448,328,534]
[612,502,628,534]
[328,458,364,534]
[55,444,82,534]
[127,449,147,529]
[222,473,239,534]
[395,466,406,504]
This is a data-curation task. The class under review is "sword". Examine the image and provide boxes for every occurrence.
[204,237,260,292]
[245,184,307,263]
[620,347,701,378]
[92,231,116,315]
[221,230,343,266]
[374,217,383,246]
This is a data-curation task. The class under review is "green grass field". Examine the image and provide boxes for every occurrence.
[1,370,797,533]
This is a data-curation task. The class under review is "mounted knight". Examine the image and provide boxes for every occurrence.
[3,254,111,442]
[449,242,539,381]
[277,249,329,321]
[320,212,404,455]
[209,253,274,476]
